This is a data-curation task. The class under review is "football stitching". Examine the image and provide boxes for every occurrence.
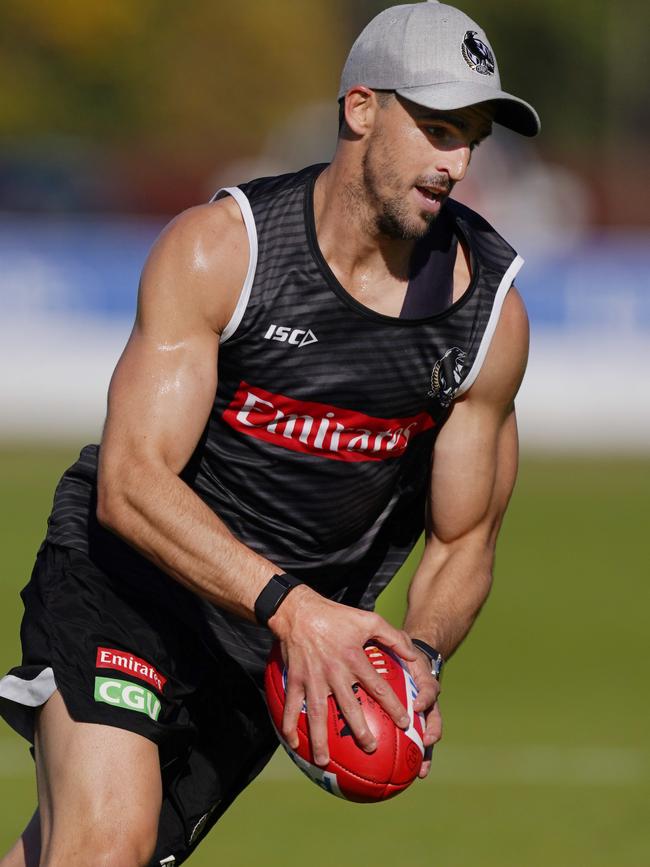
[327,753,392,786]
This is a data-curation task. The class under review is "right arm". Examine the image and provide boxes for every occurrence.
[97,199,274,619]
[97,200,418,765]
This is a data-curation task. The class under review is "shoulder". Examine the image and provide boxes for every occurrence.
[238,163,326,204]
[445,198,502,239]
[461,286,529,411]
[445,199,517,264]
[139,197,249,334]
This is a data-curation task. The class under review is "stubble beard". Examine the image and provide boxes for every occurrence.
[358,139,448,241]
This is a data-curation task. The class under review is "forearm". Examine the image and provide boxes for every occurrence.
[97,458,280,621]
[403,536,494,659]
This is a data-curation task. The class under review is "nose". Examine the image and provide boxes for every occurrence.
[436,144,471,182]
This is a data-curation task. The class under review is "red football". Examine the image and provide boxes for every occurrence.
[264,640,425,802]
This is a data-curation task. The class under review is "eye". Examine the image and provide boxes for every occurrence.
[425,125,448,138]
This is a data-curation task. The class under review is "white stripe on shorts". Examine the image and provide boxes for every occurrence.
[0,667,57,707]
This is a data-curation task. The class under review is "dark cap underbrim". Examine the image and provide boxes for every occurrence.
[395,81,541,137]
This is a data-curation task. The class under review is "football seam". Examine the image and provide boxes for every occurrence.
[327,754,395,786]
[389,667,406,791]
[372,646,406,790]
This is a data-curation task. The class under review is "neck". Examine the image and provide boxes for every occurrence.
[314,157,418,285]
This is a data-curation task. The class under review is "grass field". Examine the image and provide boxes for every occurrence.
[1,446,648,866]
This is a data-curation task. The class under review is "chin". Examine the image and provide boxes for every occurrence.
[377,209,435,241]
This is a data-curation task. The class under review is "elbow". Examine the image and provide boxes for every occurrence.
[482,567,494,596]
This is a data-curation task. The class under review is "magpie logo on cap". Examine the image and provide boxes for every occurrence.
[461,30,495,76]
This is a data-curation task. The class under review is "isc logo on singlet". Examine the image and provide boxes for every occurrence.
[263,324,318,348]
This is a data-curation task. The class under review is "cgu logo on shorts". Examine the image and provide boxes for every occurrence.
[223,382,435,462]
[94,676,161,721]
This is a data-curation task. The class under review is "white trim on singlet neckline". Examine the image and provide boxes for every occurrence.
[209,186,258,344]
[455,253,525,397]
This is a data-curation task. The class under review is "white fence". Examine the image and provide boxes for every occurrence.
[1,216,648,451]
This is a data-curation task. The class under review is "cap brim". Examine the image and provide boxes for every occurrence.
[395,81,541,137]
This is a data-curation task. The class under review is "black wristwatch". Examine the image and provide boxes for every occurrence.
[412,638,444,680]
[254,573,303,627]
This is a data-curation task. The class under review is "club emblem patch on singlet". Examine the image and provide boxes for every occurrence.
[428,348,466,407]
[223,382,436,462]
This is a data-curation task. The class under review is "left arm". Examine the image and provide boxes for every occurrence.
[406,286,530,775]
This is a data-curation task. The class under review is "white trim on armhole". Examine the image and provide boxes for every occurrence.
[210,186,258,344]
[455,254,525,397]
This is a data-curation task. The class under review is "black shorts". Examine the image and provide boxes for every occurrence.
[0,541,278,866]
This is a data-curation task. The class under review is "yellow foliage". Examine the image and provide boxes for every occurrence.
[4,0,156,48]
[0,0,346,156]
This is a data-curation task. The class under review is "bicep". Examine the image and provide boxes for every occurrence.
[428,286,529,546]
[100,202,246,477]
[102,317,218,475]
[428,401,518,546]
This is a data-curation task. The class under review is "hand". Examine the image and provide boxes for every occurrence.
[269,586,417,767]
[409,647,443,779]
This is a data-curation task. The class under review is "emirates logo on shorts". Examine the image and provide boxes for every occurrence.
[222,382,435,462]
[96,647,167,693]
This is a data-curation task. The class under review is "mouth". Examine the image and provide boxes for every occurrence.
[414,185,448,214]
[415,185,449,200]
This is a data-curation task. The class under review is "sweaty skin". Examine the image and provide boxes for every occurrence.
[97,89,527,774]
[309,89,527,776]
[96,192,417,767]
[6,90,530,867]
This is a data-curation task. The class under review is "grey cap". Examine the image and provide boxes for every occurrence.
[338,0,540,136]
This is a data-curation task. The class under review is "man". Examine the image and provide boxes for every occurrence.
[0,2,539,865]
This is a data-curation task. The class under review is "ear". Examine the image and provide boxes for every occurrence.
[342,87,379,137]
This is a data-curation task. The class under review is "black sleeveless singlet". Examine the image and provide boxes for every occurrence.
[46,164,523,682]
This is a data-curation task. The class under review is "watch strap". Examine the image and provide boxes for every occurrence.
[412,638,444,679]
[254,573,303,627]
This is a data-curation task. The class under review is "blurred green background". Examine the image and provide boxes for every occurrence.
[1,449,648,865]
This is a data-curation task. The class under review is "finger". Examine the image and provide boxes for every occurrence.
[332,681,377,754]
[418,703,443,779]
[413,673,440,714]
[407,650,441,712]
[282,677,306,750]
[304,688,331,767]
[423,701,443,747]
[371,623,417,662]
[361,666,410,729]
[418,736,438,779]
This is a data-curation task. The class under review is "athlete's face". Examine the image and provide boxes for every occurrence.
[361,95,493,240]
